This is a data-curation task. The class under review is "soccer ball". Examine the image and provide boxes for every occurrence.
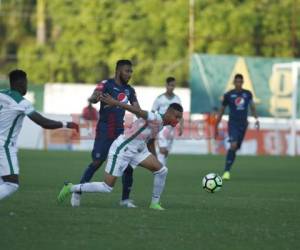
[202,173,222,193]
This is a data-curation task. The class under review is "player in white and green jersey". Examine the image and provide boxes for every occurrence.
[57,94,183,210]
[0,69,78,201]
[151,77,183,167]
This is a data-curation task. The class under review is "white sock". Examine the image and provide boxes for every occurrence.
[71,182,113,193]
[0,182,19,200]
[157,152,167,166]
[152,166,168,203]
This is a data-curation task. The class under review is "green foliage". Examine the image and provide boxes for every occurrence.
[0,0,299,85]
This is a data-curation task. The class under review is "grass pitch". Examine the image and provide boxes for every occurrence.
[1,150,299,250]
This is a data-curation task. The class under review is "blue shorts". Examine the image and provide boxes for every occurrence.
[228,122,248,149]
[91,123,123,161]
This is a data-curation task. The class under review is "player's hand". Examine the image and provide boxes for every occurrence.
[99,93,118,106]
[178,126,183,136]
[255,120,260,130]
[67,122,79,133]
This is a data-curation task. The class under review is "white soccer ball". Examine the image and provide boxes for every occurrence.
[202,173,222,193]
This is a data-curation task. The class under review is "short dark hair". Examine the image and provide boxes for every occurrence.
[166,76,176,84]
[234,73,243,80]
[116,59,132,70]
[9,69,27,87]
[168,103,183,113]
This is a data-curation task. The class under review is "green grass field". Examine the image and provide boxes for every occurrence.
[1,150,299,250]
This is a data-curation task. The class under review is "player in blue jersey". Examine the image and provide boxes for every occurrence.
[71,60,140,207]
[214,74,260,180]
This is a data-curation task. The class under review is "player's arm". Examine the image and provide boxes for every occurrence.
[88,82,106,104]
[88,90,101,104]
[128,87,141,110]
[147,139,157,157]
[214,106,225,139]
[100,94,148,119]
[28,111,79,132]
[250,102,260,130]
[179,117,184,136]
[151,97,159,113]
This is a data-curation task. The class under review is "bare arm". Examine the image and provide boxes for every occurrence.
[28,111,79,132]
[88,90,102,104]
[250,102,260,129]
[147,139,157,157]
[100,94,148,119]
[179,117,184,136]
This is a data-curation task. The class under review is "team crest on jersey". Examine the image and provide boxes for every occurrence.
[117,93,128,103]
[235,97,245,109]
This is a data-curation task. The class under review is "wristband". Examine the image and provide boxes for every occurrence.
[62,121,68,128]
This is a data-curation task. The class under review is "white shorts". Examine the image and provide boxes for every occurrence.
[0,146,19,176]
[157,126,175,151]
[105,143,151,177]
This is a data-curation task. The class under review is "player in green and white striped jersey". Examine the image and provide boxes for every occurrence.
[0,69,78,201]
[58,93,183,210]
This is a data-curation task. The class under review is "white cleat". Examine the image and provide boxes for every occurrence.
[119,199,137,208]
[71,193,81,207]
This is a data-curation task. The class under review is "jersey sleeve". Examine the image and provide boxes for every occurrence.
[221,93,229,107]
[147,111,163,123]
[95,80,108,93]
[175,95,182,105]
[151,97,160,112]
[128,87,138,104]
[19,99,35,116]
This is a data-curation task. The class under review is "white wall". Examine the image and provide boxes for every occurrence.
[44,83,190,114]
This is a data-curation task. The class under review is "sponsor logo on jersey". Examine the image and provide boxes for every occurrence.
[235,97,245,109]
[117,93,128,103]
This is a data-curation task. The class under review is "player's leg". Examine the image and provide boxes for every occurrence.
[72,137,111,206]
[0,148,20,200]
[59,149,129,204]
[157,147,168,166]
[222,124,238,180]
[156,127,170,166]
[71,173,117,194]
[120,165,136,208]
[137,154,168,210]
[0,175,19,200]
[223,124,247,180]
[58,174,117,204]
[79,136,111,184]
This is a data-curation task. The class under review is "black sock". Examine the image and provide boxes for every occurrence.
[224,149,236,171]
[122,166,133,200]
[80,163,98,183]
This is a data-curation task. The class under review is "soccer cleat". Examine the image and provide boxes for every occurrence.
[57,182,73,203]
[149,202,165,211]
[71,192,81,207]
[222,171,230,180]
[119,199,137,208]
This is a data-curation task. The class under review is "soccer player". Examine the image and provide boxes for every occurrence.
[71,60,140,208]
[57,94,183,210]
[214,73,259,180]
[0,69,78,200]
[151,77,183,166]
